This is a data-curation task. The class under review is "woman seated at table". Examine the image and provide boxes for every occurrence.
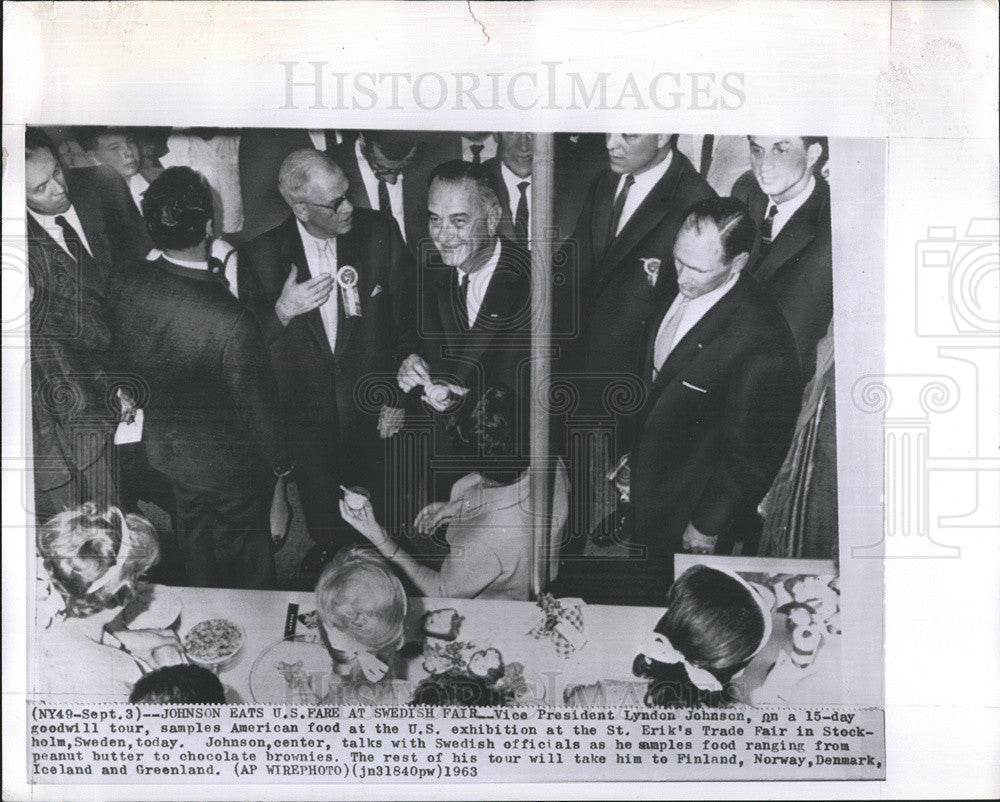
[564,565,772,708]
[35,502,185,702]
[340,385,540,601]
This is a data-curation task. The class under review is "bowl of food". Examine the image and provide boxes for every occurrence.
[183,618,245,672]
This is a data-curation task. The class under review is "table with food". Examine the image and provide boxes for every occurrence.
[44,555,841,707]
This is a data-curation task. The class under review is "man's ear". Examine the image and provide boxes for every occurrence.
[730,251,749,275]
[806,142,823,171]
[486,203,502,236]
[657,133,674,151]
[289,202,309,224]
[204,218,214,240]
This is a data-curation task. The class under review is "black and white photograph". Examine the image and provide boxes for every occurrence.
[3,2,997,800]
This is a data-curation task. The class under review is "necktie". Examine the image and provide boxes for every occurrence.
[651,296,691,381]
[54,215,91,263]
[455,271,470,330]
[377,178,392,216]
[316,240,339,351]
[761,203,778,246]
[608,173,635,240]
[470,144,484,165]
[514,181,530,242]
[699,134,715,178]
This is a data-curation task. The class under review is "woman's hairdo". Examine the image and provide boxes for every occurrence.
[37,502,160,618]
[446,384,528,481]
[314,547,407,653]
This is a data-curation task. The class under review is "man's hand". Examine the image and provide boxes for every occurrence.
[397,353,431,392]
[377,406,405,439]
[274,266,335,326]
[422,382,469,413]
[681,522,718,555]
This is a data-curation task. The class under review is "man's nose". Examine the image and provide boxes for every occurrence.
[340,198,354,215]
[606,134,623,152]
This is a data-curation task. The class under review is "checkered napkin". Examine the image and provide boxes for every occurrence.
[529,594,587,658]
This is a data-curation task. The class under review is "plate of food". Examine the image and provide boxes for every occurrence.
[183,618,245,671]
[249,635,335,704]
[121,585,182,630]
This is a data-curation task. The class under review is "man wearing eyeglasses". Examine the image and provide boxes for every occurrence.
[238,149,416,578]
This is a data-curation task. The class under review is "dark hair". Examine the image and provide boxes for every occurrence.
[632,565,766,708]
[25,128,59,161]
[446,385,528,484]
[361,129,418,161]
[129,664,226,704]
[427,159,502,210]
[142,166,214,250]
[410,670,510,707]
[75,126,136,153]
[680,196,756,263]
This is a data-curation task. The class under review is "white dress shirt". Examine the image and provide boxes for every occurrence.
[127,172,150,214]
[462,238,502,329]
[27,206,94,258]
[768,174,815,240]
[613,149,673,236]
[500,161,531,244]
[652,270,740,375]
[296,220,340,350]
[462,135,497,163]
[355,137,407,242]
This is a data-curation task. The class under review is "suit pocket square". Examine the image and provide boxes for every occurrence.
[682,381,708,393]
[370,284,382,297]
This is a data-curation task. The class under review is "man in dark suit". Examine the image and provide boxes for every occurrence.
[482,132,597,250]
[75,126,156,260]
[396,160,532,495]
[327,130,433,252]
[238,149,416,576]
[25,130,121,520]
[731,135,832,381]
[554,133,716,545]
[629,197,802,601]
[107,167,292,589]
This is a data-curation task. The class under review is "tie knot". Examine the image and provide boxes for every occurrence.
[765,203,778,219]
[54,215,68,226]
[624,173,636,188]
[518,181,530,195]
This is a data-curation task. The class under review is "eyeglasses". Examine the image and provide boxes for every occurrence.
[304,195,350,214]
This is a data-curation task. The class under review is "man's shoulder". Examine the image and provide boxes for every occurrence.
[240,215,297,252]
[730,170,762,202]
[729,274,799,349]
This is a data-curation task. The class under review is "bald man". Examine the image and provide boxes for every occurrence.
[238,150,416,577]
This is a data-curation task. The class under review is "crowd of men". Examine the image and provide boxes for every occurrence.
[27,127,833,602]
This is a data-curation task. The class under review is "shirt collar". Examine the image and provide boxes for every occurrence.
[161,254,209,271]
[500,161,531,198]
[27,204,83,231]
[624,148,673,192]
[463,238,502,285]
[769,174,815,215]
[296,219,337,257]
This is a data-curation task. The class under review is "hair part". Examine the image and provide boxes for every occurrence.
[680,196,756,264]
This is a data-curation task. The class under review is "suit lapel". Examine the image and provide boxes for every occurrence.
[590,171,618,268]
[284,220,335,360]
[593,154,691,297]
[649,277,745,392]
[751,179,828,284]
[333,226,362,360]
[67,173,113,278]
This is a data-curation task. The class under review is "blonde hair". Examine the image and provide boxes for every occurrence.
[37,502,160,618]
[315,547,407,653]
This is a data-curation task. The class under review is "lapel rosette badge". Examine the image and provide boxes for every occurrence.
[641,257,661,287]
[336,265,362,318]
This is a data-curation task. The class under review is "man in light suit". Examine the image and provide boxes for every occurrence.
[731,135,832,381]
[628,197,802,601]
[239,150,416,576]
[107,167,293,589]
